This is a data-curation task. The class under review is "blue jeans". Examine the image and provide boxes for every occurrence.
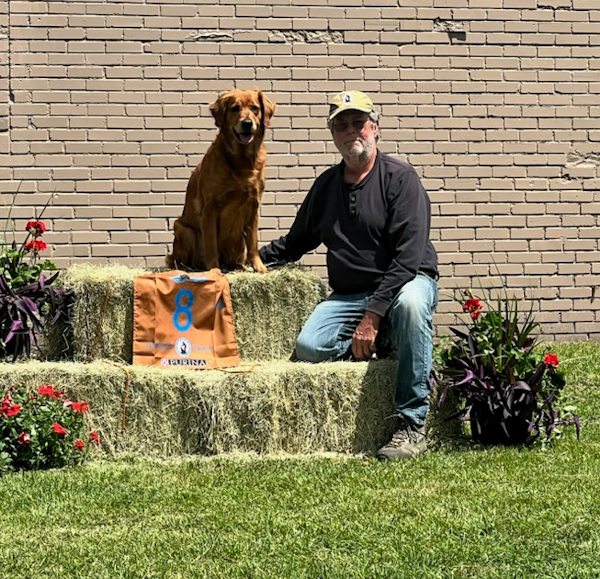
[295,273,439,427]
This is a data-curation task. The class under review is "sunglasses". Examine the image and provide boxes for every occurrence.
[332,117,371,133]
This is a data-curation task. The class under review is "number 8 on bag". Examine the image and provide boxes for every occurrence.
[174,289,194,332]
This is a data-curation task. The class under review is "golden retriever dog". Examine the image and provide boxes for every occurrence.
[167,89,276,273]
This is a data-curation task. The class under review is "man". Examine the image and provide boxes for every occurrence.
[259,90,439,460]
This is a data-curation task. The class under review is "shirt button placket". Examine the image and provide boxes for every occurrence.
[350,193,357,216]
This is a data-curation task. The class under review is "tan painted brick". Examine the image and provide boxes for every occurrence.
[1,1,599,339]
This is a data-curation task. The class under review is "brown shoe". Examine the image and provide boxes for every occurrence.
[377,419,427,461]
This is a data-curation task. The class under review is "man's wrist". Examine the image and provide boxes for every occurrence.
[363,310,382,330]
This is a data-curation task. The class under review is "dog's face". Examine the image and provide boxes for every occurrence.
[209,90,275,145]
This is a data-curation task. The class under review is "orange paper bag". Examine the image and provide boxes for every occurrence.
[133,269,240,369]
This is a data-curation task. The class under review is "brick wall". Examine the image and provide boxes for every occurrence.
[1,0,599,340]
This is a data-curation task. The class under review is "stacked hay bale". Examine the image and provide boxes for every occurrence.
[58,264,327,363]
[5,264,446,458]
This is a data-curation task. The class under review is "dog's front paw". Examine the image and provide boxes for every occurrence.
[250,258,268,274]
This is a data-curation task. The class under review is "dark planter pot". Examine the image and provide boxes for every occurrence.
[470,399,535,446]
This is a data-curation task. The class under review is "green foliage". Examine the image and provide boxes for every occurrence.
[0,383,98,473]
[0,243,57,289]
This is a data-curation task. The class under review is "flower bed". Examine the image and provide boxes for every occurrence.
[1,382,98,473]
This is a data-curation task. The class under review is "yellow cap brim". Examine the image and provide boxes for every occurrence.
[328,104,374,122]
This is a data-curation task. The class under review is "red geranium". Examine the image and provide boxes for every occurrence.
[90,431,100,445]
[38,384,61,399]
[543,353,560,368]
[25,220,47,237]
[18,432,31,445]
[462,297,484,320]
[1,394,13,414]
[5,404,20,417]
[52,422,67,436]
[0,384,94,473]
[25,239,47,253]
[71,401,89,414]
[1,394,20,416]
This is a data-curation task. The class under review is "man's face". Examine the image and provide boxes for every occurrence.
[330,110,378,165]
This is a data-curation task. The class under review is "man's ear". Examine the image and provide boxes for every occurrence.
[209,92,230,128]
[258,91,276,128]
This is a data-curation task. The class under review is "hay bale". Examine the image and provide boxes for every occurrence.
[196,360,399,455]
[56,264,326,364]
[0,359,399,457]
[227,267,327,361]
[58,263,145,363]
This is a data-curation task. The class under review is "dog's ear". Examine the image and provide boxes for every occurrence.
[258,91,276,128]
[209,92,230,128]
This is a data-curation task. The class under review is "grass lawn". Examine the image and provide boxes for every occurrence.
[1,342,600,579]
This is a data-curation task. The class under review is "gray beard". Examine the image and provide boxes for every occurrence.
[341,137,375,167]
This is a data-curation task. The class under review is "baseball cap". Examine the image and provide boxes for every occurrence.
[328,91,378,122]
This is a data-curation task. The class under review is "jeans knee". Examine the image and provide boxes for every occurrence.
[391,293,431,330]
[295,333,327,363]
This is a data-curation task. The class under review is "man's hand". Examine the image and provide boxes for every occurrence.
[352,311,382,360]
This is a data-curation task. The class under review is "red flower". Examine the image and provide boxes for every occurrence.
[90,431,100,445]
[52,422,67,436]
[5,404,20,417]
[462,297,484,320]
[1,394,13,414]
[25,239,47,253]
[74,440,85,452]
[71,401,89,413]
[25,220,47,237]
[39,384,60,399]
[18,432,31,445]
[543,353,560,368]
[1,394,20,416]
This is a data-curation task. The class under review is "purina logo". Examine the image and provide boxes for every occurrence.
[175,337,191,357]
[161,358,207,367]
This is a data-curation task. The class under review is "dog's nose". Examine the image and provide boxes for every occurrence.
[241,118,253,131]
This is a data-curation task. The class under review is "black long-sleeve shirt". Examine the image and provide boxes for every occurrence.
[259,151,438,317]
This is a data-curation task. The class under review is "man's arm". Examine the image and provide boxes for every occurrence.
[366,168,432,318]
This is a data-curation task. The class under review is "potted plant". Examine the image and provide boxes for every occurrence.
[0,205,72,360]
[436,289,579,445]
